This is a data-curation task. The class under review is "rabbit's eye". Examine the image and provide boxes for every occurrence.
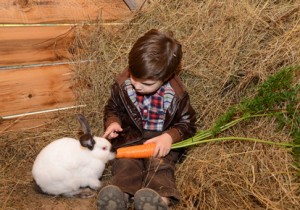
[102,146,107,150]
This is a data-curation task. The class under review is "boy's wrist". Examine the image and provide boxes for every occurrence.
[162,133,173,144]
[163,128,180,144]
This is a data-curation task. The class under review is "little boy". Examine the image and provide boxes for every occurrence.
[97,29,197,210]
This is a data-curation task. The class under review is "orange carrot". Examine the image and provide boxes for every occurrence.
[116,143,156,158]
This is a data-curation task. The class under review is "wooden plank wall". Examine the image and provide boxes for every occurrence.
[0,0,144,132]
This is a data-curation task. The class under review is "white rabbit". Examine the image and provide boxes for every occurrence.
[32,114,115,198]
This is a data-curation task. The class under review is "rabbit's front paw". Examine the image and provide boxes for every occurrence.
[89,180,101,190]
[78,188,95,198]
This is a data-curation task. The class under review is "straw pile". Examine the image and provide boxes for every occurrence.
[1,0,299,209]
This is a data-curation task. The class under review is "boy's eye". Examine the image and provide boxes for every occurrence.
[143,83,154,86]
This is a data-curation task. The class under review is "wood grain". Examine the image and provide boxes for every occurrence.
[0,0,134,131]
[0,26,74,66]
[0,64,75,117]
[0,0,132,23]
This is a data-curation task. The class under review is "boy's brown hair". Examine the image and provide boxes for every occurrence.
[128,29,182,81]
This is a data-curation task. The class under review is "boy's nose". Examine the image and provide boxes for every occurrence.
[132,82,142,91]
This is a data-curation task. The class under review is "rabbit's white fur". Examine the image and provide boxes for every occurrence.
[32,136,115,197]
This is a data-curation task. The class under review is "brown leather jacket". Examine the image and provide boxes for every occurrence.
[104,69,197,149]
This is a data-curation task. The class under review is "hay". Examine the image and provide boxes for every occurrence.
[1,0,300,209]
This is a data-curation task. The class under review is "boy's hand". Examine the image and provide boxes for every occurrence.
[102,122,123,140]
[144,133,172,158]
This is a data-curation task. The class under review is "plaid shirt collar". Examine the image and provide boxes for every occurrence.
[124,79,174,131]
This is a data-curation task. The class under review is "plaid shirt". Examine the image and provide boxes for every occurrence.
[125,79,174,131]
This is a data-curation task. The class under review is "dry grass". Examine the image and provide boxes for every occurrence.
[1,0,300,209]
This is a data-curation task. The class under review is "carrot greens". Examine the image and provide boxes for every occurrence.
[172,66,300,169]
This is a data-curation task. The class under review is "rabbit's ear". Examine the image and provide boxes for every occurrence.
[79,133,95,150]
[76,114,92,135]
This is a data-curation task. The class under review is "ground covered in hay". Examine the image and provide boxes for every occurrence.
[1,0,300,209]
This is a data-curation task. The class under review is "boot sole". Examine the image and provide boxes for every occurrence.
[97,185,126,210]
[134,188,168,210]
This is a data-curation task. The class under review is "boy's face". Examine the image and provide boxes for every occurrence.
[130,76,163,95]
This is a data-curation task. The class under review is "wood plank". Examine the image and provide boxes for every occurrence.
[0,0,132,23]
[0,26,74,66]
[0,64,75,117]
